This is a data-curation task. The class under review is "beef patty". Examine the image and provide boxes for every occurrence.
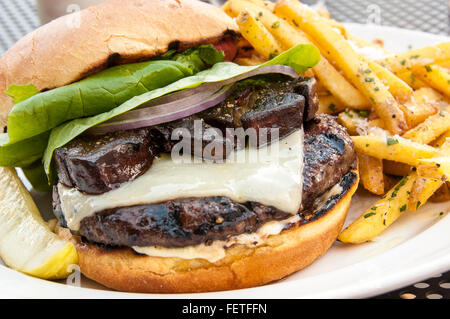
[53,114,356,248]
[54,75,315,194]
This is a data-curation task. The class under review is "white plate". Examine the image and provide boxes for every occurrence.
[0,24,449,299]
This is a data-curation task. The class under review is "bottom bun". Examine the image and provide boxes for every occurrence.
[70,168,359,293]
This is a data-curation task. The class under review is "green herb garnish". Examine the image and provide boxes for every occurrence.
[355,110,370,118]
[386,137,399,146]
[344,108,353,118]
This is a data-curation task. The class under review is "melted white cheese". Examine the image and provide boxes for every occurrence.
[133,214,301,263]
[58,130,304,231]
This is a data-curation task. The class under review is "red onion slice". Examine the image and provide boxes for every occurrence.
[90,64,298,134]
[90,85,234,134]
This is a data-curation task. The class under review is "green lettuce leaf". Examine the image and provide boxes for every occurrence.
[5,84,40,103]
[0,133,49,168]
[43,44,320,176]
[5,45,223,144]
[21,161,51,192]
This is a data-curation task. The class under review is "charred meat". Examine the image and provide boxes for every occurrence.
[78,196,291,248]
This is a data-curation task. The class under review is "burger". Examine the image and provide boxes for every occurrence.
[0,0,358,293]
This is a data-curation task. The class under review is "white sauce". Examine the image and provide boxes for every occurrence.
[58,130,304,231]
[133,214,301,263]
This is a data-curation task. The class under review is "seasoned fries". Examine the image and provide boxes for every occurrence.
[337,109,369,135]
[227,0,369,109]
[417,157,450,181]
[401,105,450,144]
[432,129,450,148]
[222,0,450,243]
[408,141,450,210]
[358,153,384,195]
[236,10,283,60]
[411,64,450,98]
[318,94,344,114]
[339,173,417,243]
[274,0,407,134]
[400,88,441,128]
[408,177,443,211]
[396,71,427,90]
[351,135,438,166]
[379,43,450,74]
[367,61,413,103]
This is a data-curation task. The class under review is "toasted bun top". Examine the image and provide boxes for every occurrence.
[0,0,238,127]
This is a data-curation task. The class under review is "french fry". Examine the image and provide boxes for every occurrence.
[408,140,450,210]
[228,0,370,109]
[399,88,441,128]
[313,59,371,110]
[396,71,427,90]
[337,109,370,135]
[274,0,408,134]
[379,42,450,74]
[429,182,450,202]
[383,160,411,177]
[411,65,450,98]
[416,157,450,181]
[223,0,274,17]
[368,119,386,130]
[339,172,417,243]
[324,18,347,37]
[358,153,385,195]
[408,176,443,211]
[318,94,343,114]
[236,10,283,60]
[367,61,413,103]
[431,129,450,148]
[351,135,438,166]
[413,86,444,104]
[229,0,299,50]
[438,60,450,68]
[401,105,450,144]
